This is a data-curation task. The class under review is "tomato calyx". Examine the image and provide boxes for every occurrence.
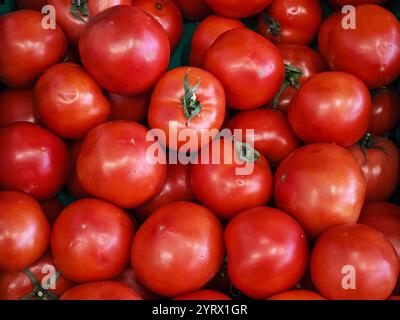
[181,71,202,126]
[273,63,303,108]
[70,0,90,23]
[358,133,391,163]
[264,12,281,37]
[20,268,60,300]
[234,139,260,163]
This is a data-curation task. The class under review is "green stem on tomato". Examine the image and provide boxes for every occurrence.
[264,12,281,37]
[20,268,61,300]
[273,63,303,109]
[234,139,260,163]
[70,0,90,23]
[181,70,202,126]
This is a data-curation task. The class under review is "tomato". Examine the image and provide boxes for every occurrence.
[0,191,50,272]
[16,0,47,11]
[0,253,74,300]
[40,197,64,226]
[204,0,273,18]
[172,0,211,21]
[274,143,366,239]
[66,140,89,199]
[148,67,226,151]
[60,281,142,300]
[175,290,231,300]
[369,87,400,136]
[0,10,67,88]
[389,296,400,300]
[317,11,340,63]
[133,0,183,50]
[51,199,134,283]
[35,63,111,139]
[348,135,399,202]
[189,14,245,68]
[131,201,224,297]
[0,123,69,200]
[77,121,167,208]
[135,163,194,223]
[0,88,40,127]
[191,138,273,220]
[257,0,322,45]
[108,91,150,123]
[289,72,371,147]
[227,108,301,167]
[204,28,284,110]
[325,5,400,89]
[225,206,308,299]
[311,224,399,300]
[79,6,170,95]
[268,290,325,300]
[328,0,388,8]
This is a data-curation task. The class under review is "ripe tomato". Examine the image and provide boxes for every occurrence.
[66,140,89,199]
[189,14,245,67]
[77,121,167,208]
[328,0,388,8]
[325,5,400,89]
[289,72,371,147]
[227,108,301,167]
[60,281,142,300]
[0,10,67,88]
[348,135,399,202]
[0,191,50,272]
[311,224,399,300]
[191,138,273,220]
[257,0,322,45]
[0,253,74,300]
[204,28,284,110]
[317,11,340,63]
[131,201,224,297]
[274,143,366,239]
[35,63,111,139]
[51,199,134,283]
[172,0,211,21]
[268,290,325,300]
[0,88,40,127]
[204,0,273,18]
[175,290,231,300]
[40,197,64,226]
[369,87,400,136]
[108,91,150,123]
[225,206,308,299]
[148,67,226,151]
[79,6,170,95]
[0,123,69,200]
[16,0,47,10]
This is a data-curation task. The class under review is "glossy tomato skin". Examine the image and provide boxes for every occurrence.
[204,0,273,18]
[227,108,301,167]
[268,290,325,300]
[328,0,388,8]
[40,197,64,226]
[60,281,142,300]
[257,0,322,45]
[204,28,284,110]
[51,199,135,283]
[317,11,340,63]
[133,0,183,50]
[274,143,366,239]
[311,224,399,300]
[35,63,111,139]
[225,206,309,299]
[0,10,67,88]
[66,140,89,199]
[131,201,224,297]
[16,0,47,10]
[289,72,371,147]
[108,91,150,123]
[148,67,226,151]
[77,121,167,208]
[0,192,50,272]
[0,89,40,127]
[175,290,231,300]
[79,6,170,96]
[189,14,245,67]
[0,123,69,200]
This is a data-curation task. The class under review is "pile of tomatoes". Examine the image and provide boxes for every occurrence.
[0,0,400,301]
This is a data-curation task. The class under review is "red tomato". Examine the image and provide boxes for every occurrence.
[131,201,224,297]
[328,0,388,8]
[16,0,47,10]
[225,206,309,299]
[311,224,399,300]
[227,108,301,167]
[66,140,89,199]
[191,138,273,220]
[348,136,399,202]
[148,66,226,151]
[77,121,167,208]
[289,72,371,147]
[79,6,170,95]
[35,63,111,139]
[268,290,325,300]
[133,0,183,50]
[189,14,245,67]
[108,91,150,123]
[0,253,74,300]
[0,88,40,127]
[325,5,400,89]
[172,0,211,21]
[204,0,273,18]
[40,197,64,226]
[175,290,231,300]
[0,10,67,88]
[0,191,50,272]
[51,199,134,283]
[257,0,322,45]
[274,143,366,239]
[0,123,69,200]
[389,295,400,300]
[60,281,142,300]
[317,11,340,63]
[369,87,400,136]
